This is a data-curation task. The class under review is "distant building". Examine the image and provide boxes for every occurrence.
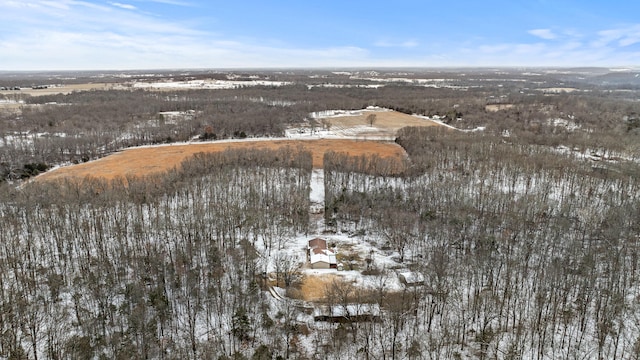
[398,271,425,287]
[313,304,381,322]
[308,238,337,269]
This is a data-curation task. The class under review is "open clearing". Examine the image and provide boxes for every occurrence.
[0,83,117,97]
[296,274,346,302]
[328,110,440,131]
[0,78,288,98]
[317,109,441,138]
[37,139,407,182]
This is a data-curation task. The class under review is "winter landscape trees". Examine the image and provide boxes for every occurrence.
[1,68,640,358]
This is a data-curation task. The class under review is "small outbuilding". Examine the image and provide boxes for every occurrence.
[313,304,381,323]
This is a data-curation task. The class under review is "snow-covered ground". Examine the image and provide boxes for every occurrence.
[285,106,429,140]
[130,79,291,90]
[283,125,395,141]
[306,83,384,89]
[0,131,70,147]
[308,106,391,120]
[262,166,406,302]
[309,169,324,214]
[0,99,25,104]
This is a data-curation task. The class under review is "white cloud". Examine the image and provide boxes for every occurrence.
[0,0,377,70]
[477,44,510,54]
[374,39,419,48]
[511,43,546,55]
[109,2,137,10]
[594,29,624,47]
[594,25,640,48]
[562,41,583,50]
[1,0,639,70]
[137,0,193,5]
[618,26,640,46]
[528,29,557,40]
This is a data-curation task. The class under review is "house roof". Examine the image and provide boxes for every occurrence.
[308,238,327,250]
[308,237,337,265]
[398,271,425,285]
[310,248,336,265]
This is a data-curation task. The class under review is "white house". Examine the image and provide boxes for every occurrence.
[308,238,337,269]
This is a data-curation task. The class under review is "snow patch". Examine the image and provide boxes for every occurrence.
[131,79,291,90]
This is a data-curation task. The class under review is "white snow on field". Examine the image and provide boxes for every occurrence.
[131,79,291,90]
[309,169,323,204]
[352,76,473,90]
[306,83,384,89]
[553,145,634,164]
[285,107,396,140]
[538,87,579,93]
[308,106,391,119]
[0,99,24,104]
[412,114,463,130]
[548,117,581,130]
[0,131,71,147]
[285,107,483,139]
[246,96,296,106]
[283,125,395,141]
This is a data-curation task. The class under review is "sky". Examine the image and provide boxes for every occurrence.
[1,0,640,70]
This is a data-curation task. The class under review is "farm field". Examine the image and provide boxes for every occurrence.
[37,138,407,182]
[0,77,288,99]
[286,109,448,139]
[0,83,117,97]
[325,109,441,135]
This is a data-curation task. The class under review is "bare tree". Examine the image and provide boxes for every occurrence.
[366,113,377,126]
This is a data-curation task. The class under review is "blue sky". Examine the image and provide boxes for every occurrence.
[1,0,640,70]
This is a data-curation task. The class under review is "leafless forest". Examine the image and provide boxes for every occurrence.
[1,69,640,359]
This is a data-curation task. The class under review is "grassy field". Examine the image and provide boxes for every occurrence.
[37,138,407,182]
[36,110,444,183]
[324,110,441,137]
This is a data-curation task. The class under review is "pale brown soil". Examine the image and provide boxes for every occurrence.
[325,110,440,137]
[297,274,347,302]
[37,139,407,182]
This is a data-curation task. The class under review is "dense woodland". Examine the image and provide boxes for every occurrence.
[325,127,640,359]
[0,69,640,359]
[0,148,311,359]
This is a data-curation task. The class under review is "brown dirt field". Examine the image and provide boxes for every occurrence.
[298,274,346,302]
[36,139,406,182]
[296,273,382,303]
[326,110,440,136]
